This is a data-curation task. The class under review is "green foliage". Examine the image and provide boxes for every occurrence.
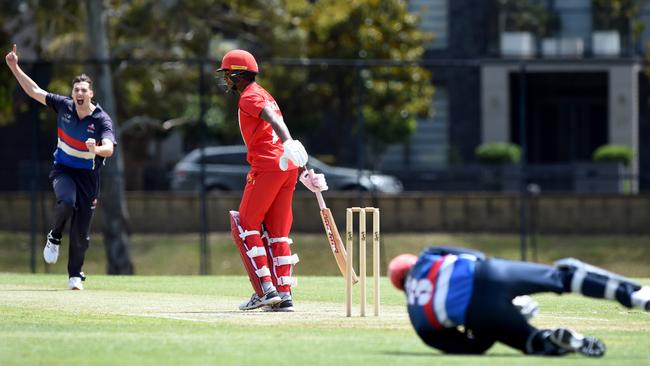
[0,68,14,125]
[104,0,315,141]
[1,0,434,163]
[298,0,434,158]
[475,142,521,164]
[593,0,645,39]
[0,2,89,126]
[592,144,633,166]
[497,0,560,36]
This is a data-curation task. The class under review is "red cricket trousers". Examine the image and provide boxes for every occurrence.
[238,168,299,292]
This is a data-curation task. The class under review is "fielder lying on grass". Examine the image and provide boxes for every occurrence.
[388,246,650,357]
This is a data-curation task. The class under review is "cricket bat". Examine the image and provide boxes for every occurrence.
[310,172,359,284]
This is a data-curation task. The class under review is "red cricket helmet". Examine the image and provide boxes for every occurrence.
[217,49,259,73]
[388,254,418,291]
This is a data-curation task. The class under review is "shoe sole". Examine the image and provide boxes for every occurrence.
[43,246,59,264]
[261,296,282,306]
[550,329,605,357]
[579,337,605,357]
[262,306,295,312]
[262,298,295,312]
[43,253,58,264]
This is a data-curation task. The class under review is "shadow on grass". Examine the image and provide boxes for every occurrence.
[155,311,242,314]
[382,351,524,358]
[383,351,646,360]
[0,289,62,292]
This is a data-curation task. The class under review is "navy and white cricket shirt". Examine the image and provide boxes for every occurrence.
[405,249,477,332]
[46,93,116,170]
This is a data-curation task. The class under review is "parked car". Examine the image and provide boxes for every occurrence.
[170,145,403,193]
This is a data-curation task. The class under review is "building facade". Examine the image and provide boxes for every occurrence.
[388,0,650,191]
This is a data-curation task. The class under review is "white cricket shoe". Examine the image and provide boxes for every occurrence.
[262,296,295,312]
[68,277,84,290]
[631,286,650,311]
[239,290,281,311]
[43,231,60,264]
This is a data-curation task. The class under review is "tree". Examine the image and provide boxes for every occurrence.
[0,1,85,127]
[122,0,434,166]
[295,0,434,165]
[3,0,435,175]
[0,1,134,272]
[86,0,134,274]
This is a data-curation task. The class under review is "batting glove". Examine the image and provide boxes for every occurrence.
[512,295,539,320]
[299,169,328,193]
[279,139,308,171]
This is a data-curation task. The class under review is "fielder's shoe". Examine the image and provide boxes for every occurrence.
[263,297,295,312]
[549,328,605,358]
[631,286,650,311]
[43,231,60,264]
[68,277,84,291]
[239,290,282,311]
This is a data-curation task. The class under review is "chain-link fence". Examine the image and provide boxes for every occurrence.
[1,57,649,192]
[1,56,650,274]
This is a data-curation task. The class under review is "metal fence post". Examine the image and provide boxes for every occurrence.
[198,61,210,275]
[519,62,528,261]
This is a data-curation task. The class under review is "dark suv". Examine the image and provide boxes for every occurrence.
[170,145,403,193]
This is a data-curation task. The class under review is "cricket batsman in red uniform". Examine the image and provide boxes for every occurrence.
[218,49,327,312]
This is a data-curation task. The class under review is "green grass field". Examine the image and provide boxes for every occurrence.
[2,231,650,276]
[0,274,648,366]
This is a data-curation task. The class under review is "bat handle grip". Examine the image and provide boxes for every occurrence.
[315,190,326,209]
[307,168,327,209]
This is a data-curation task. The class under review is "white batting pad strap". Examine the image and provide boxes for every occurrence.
[246,246,266,258]
[268,237,293,244]
[255,267,271,278]
[273,254,300,266]
[277,276,297,286]
[239,230,260,239]
[604,279,619,300]
[571,270,587,294]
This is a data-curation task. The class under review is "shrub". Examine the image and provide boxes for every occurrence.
[498,0,560,36]
[475,142,521,164]
[592,144,633,166]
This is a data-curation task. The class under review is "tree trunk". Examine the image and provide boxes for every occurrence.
[86,0,134,274]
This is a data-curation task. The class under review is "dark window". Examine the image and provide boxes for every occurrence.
[510,72,608,164]
[201,152,246,165]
